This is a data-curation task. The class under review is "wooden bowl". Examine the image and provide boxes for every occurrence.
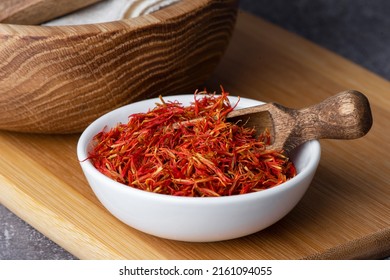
[0,0,238,133]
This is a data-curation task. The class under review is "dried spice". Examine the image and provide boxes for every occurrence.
[88,89,296,197]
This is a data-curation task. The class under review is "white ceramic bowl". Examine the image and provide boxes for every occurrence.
[77,95,321,242]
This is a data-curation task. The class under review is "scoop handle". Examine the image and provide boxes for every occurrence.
[296,90,373,140]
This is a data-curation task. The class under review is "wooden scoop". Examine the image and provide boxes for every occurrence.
[0,0,103,25]
[227,90,373,155]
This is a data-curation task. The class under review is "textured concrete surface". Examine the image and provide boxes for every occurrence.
[240,0,390,80]
[0,205,75,260]
[1,0,389,260]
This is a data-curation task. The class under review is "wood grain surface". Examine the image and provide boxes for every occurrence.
[1,11,389,259]
[0,0,102,25]
[0,0,238,133]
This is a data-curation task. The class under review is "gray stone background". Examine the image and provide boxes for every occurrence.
[1,0,389,260]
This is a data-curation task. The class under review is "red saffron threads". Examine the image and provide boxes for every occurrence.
[88,89,296,197]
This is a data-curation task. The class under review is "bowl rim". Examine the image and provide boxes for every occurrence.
[0,0,217,35]
[77,94,321,205]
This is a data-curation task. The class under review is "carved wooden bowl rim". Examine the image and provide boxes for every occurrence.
[0,0,212,36]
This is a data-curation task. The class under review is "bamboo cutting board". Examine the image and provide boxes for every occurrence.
[1,11,390,259]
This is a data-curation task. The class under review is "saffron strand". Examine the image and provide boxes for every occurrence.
[88,89,296,197]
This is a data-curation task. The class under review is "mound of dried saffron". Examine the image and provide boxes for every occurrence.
[88,90,296,197]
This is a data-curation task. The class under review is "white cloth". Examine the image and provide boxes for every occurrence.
[44,0,181,26]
